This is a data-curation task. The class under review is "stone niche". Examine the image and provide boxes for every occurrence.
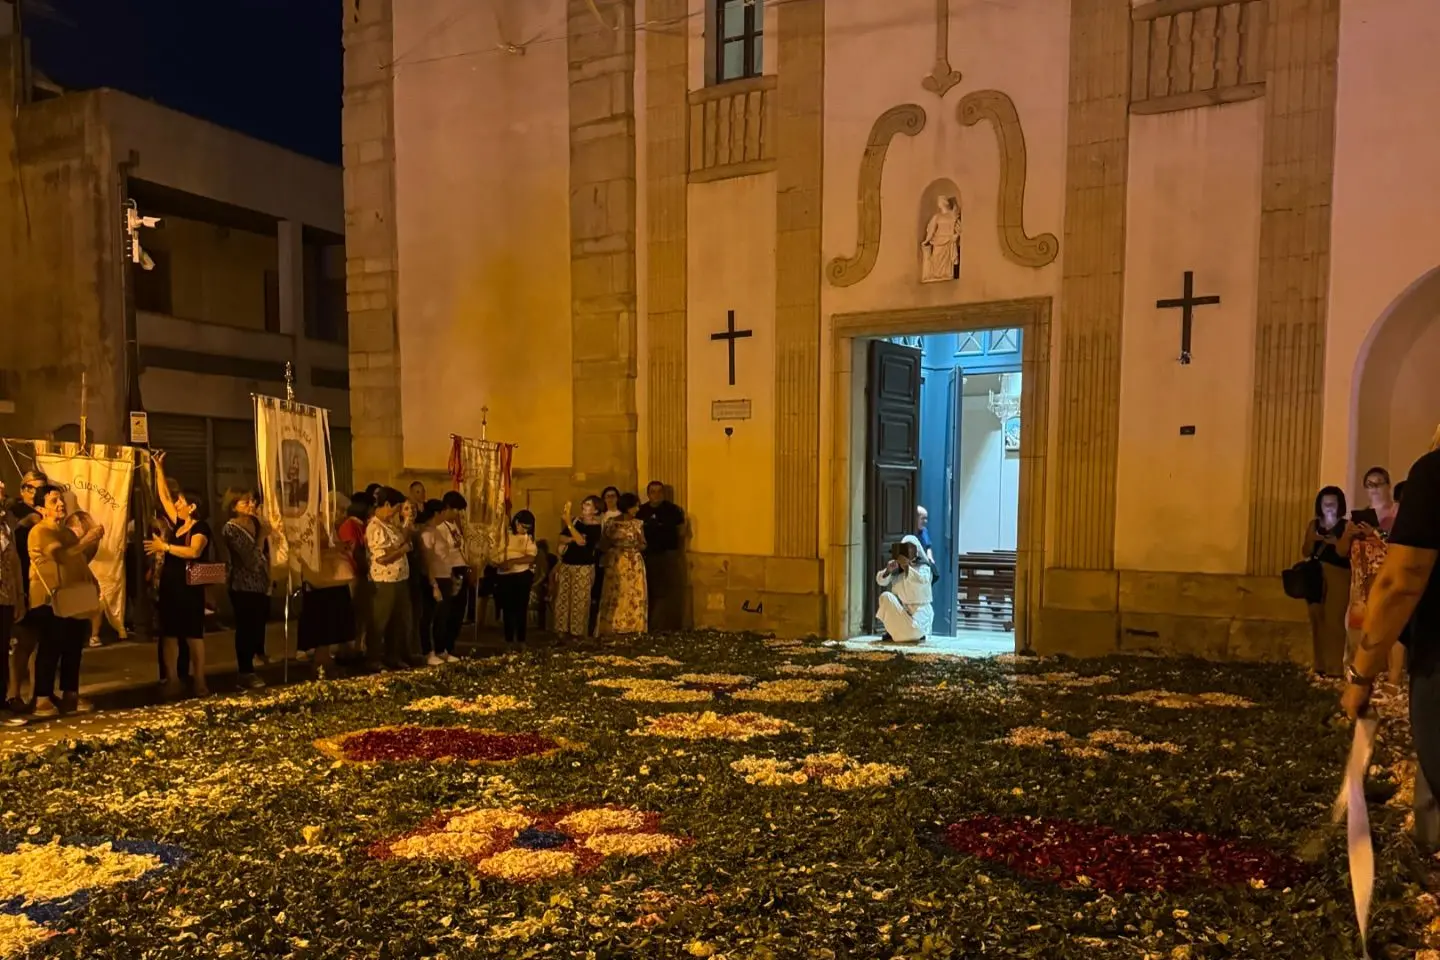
[918,178,963,284]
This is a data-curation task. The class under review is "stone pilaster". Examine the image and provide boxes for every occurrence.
[773,0,825,558]
[568,0,639,494]
[1245,0,1340,575]
[341,0,404,484]
[1051,0,1131,570]
[645,0,688,496]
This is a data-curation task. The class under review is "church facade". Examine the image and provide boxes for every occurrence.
[341,0,1440,658]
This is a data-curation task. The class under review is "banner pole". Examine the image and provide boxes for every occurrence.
[284,571,292,686]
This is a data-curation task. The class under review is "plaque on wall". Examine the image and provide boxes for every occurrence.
[711,399,753,421]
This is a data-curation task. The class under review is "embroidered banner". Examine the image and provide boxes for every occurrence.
[33,444,136,635]
[254,396,333,574]
[448,436,514,568]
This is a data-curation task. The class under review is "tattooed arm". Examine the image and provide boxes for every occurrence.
[1353,546,1435,668]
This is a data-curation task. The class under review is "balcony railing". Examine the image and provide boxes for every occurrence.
[688,75,777,183]
[1130,0,1266,115]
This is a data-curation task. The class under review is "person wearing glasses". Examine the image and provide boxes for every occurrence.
[1349,466,1405,683]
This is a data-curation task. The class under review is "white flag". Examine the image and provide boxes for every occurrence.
[34,445,136,636]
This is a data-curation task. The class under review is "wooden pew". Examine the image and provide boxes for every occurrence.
[955,550,1016,631]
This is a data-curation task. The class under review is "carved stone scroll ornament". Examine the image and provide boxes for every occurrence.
[826,104,928,288]
[957,90,1059,268]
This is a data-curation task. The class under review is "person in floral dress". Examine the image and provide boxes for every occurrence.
[598,494,647,636]
[1349,466,1403,682]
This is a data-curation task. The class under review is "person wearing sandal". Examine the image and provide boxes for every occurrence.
[26,484,103,717]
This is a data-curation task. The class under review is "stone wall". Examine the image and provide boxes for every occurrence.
[1038,569,1310,664]
[0,43,123,447]
[341,0,404,485]
[689,552,825,638]
[568,0,639,496]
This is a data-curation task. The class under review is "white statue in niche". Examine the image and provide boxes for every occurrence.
[921,195,962,283]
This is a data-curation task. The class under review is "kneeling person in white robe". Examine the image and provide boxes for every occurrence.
[875,535,934,643]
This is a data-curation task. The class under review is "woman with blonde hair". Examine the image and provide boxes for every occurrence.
[598,494,647,636]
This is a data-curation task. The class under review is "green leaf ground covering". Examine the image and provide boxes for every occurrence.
[1,633,1430,958]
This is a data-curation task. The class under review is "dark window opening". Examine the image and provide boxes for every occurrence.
[263,269,281,333]
[133,248,173,315]
[715,0,763,83]
[303,243,348,344]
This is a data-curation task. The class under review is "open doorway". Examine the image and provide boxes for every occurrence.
[856,328,1022,656]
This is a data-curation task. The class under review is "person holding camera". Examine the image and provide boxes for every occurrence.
[875,534,934,644]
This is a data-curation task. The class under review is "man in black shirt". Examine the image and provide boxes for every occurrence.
[1344,444,1440,848]
[638,481,685,631]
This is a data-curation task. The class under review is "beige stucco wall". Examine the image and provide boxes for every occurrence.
[685,173,778,556]
[390,0,574,473]
[1114,100,1263,575]
[1325,0,1440,492]
[817,0,1068,557]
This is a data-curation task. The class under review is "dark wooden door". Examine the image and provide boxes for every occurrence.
[865,340,923,628]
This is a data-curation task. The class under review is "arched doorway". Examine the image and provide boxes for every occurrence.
[1352,267,1440,488]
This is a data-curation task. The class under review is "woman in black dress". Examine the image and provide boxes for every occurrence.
[553,496,602,638]
[145,453,213,698]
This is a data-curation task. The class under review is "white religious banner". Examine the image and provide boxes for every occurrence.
[254,395,333,574]
[33,443,136,635]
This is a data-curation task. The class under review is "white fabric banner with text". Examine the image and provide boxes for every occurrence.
[34,446,136,635]
[254,396,332,575]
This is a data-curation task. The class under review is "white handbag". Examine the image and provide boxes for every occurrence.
[35,563,101,620]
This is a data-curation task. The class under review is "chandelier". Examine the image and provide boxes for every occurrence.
[987,372,1020,424]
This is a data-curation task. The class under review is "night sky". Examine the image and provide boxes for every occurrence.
[23,0,342,164]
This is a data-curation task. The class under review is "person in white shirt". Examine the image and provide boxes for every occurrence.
[419,492,469,664]
[875,534,934,644]
[364,487,417,670]
[495,510,538,644]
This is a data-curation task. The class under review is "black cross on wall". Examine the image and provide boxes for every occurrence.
[1155,271,1220,365]
[710,310,753,386]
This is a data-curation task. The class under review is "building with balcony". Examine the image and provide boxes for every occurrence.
[0,20,351,510]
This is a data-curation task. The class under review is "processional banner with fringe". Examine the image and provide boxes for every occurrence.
[447,435,514,568]
[254,395,333,574]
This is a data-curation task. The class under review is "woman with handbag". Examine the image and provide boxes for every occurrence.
[27,484,103,717]
[221,488,272,689]
[1301,485,1360,677]
[145,453,215,698]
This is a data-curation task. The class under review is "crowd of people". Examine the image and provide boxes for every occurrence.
[1301,465,1410,682]
[1333,434,1440,851]
[0,462,687,721]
